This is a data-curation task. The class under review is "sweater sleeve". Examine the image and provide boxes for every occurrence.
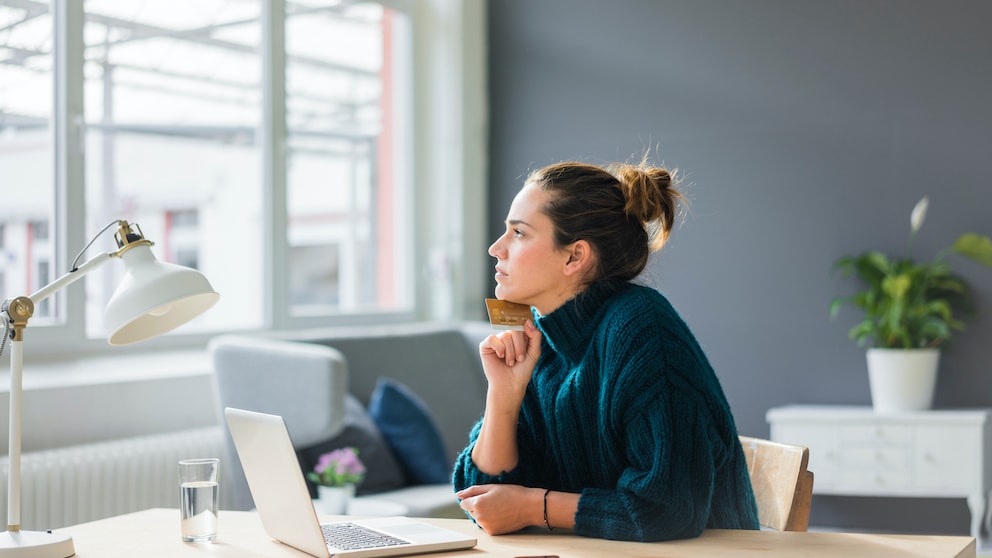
[574,375,722,541]
[451,421,523,490]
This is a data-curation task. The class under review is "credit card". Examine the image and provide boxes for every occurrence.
[485,298,532,330]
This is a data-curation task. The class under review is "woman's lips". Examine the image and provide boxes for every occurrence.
[494,267,508,279]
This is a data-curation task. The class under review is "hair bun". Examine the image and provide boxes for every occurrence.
[612,164,673,220]
[609,161,682,251]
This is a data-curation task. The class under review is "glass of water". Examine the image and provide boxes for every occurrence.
[178,458,220,542]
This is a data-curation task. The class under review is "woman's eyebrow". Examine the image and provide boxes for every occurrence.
[506,219,531,228]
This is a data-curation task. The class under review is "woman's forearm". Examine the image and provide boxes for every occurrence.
[470,387,525,474]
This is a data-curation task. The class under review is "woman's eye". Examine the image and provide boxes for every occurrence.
[512,228,523,237]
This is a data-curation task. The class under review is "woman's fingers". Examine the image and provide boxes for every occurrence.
[507,330,528,364]
[523,320,542,360]
[481,331,527,366]
[480,334,509,363]
[456,484,490,500]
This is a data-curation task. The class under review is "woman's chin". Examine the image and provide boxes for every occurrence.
[493,285,512,301]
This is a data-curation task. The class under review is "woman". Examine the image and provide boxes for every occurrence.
[453,158,759,542]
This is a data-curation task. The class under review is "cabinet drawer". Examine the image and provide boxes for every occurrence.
[840,445,912,468]
[839,468,912,491]
[840,424,913,444]
[914,426,981,492]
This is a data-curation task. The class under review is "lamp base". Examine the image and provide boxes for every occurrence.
[0,530,75,557]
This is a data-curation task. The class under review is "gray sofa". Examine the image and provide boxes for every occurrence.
[209,321,492,517]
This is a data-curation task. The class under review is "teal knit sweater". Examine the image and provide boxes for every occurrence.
[453,280,759,541]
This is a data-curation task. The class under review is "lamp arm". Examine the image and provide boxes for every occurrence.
[27,252,114,307]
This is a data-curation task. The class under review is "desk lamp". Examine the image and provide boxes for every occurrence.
[0,220,220,557]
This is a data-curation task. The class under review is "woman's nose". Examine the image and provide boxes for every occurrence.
[488,237,503,258]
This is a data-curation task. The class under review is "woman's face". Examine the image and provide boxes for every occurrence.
[488,183,577,315]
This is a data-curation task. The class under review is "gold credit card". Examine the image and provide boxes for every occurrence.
[485,298,532,330]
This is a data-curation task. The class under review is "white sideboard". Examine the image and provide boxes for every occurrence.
[767,405,992,543]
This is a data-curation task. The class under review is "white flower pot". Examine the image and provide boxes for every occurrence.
[866,348,940,414]
[314,484,355,515]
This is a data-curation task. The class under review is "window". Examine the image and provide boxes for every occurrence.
[0,0,486,355]
[0,0,55,320]
[284,2,411,316]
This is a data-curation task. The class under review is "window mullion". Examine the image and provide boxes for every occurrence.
[262,0,288,330]
[53,0,87,343]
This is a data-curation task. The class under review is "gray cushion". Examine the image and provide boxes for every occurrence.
[299,395,406,496]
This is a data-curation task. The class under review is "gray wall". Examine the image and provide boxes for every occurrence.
[486,0,992,535]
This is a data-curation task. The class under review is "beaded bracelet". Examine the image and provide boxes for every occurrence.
[543,488,553,531]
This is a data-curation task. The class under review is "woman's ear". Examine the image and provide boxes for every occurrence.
[563,240,595,277]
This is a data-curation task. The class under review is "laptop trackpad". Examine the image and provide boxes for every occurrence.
[385,523,444,537]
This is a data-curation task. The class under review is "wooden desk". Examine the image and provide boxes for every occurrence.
[60,508,975,558]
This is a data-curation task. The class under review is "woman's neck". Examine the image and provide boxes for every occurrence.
[532,283,588,316]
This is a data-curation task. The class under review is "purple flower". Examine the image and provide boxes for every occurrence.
[308,447,366,487]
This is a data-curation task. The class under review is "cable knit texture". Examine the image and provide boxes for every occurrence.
[453,280,759,541]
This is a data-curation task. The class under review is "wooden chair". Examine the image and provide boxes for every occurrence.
[739,435,814,531]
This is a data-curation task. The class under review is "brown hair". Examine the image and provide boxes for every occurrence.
[527,156,684,283]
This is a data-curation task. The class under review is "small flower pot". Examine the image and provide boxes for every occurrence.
[314,484,356,515]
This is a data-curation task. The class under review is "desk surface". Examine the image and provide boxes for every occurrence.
[60,508,976,558]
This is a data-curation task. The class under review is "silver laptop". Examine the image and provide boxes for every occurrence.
[224,407,477,558]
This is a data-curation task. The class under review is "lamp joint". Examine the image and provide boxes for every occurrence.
[1,296,33,342]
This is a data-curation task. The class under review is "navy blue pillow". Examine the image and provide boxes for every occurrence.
[368,378,450,485]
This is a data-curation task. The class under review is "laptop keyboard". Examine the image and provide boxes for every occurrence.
[321,522,410,550]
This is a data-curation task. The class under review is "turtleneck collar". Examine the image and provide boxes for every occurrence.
[533,280,631,365]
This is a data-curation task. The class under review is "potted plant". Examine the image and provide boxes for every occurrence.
[307,447,366,515]
[830,196,992,413]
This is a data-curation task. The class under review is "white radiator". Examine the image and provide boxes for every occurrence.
[0,426,225,530]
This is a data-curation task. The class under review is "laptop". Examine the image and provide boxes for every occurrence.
[224,407,477,558]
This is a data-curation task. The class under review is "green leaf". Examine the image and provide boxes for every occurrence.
[881,274,911,300]
[829,298,845,319]
[951,233,992,267]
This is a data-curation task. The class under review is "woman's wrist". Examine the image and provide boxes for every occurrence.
[486,381,528,404]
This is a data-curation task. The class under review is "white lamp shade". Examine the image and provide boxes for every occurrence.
[104,244,220,345]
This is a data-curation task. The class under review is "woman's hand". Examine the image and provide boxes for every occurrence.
[456,484,542,535]
[471,320,542,475]
[479,319,543,397]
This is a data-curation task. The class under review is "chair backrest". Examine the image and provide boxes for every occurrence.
[739,435,814,531]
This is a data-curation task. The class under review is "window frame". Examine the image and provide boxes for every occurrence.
[19,0,487,357]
